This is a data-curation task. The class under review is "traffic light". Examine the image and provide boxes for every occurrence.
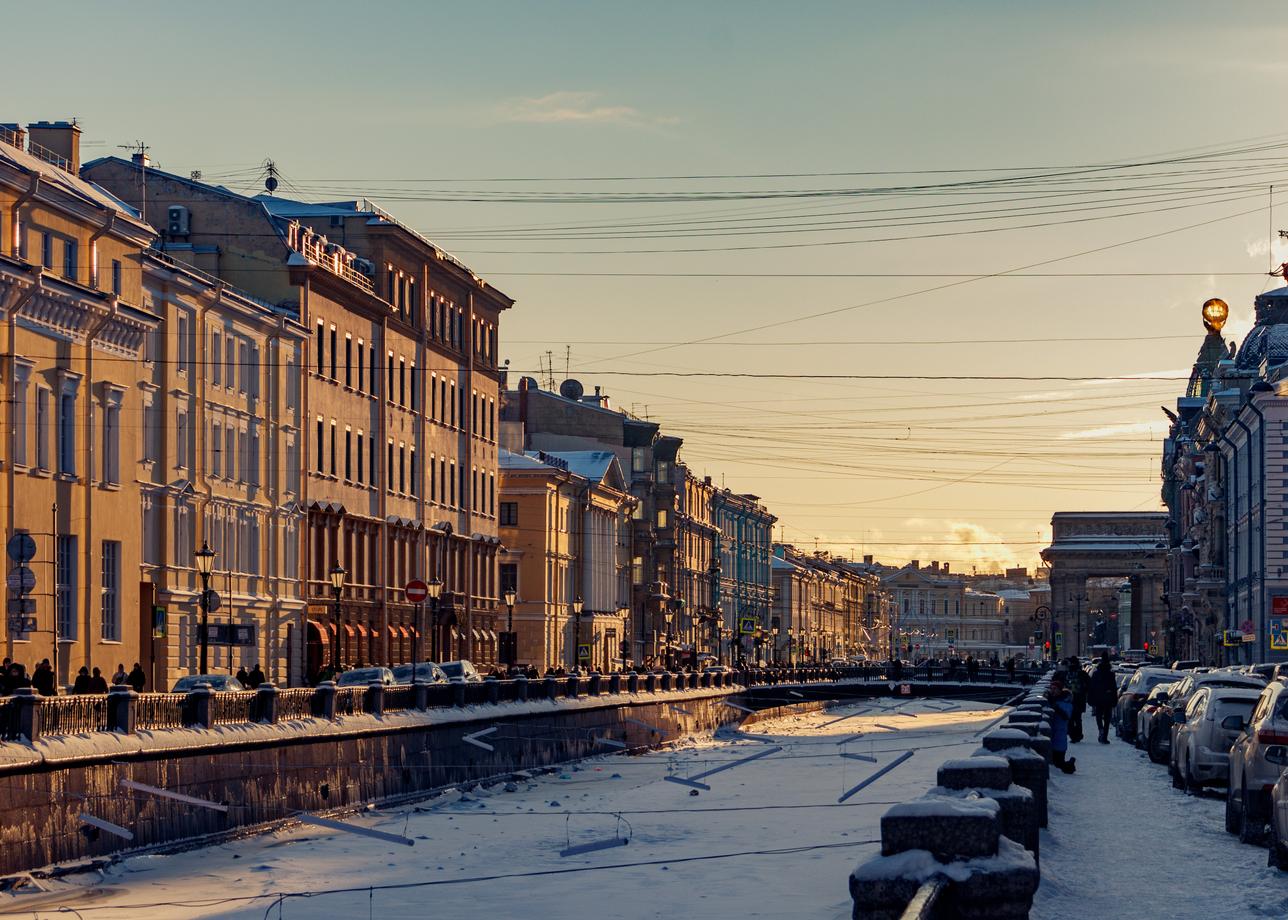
[1143,641,1150,652]
[1043,641,1051,652]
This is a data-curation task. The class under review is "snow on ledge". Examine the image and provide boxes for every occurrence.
[885,793,1000,820]
[852,836,1035,883]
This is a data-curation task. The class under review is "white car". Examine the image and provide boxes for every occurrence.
[1172,685,1261,792]
[438,660,483,683]
[1228,681,1288,843]
[335,666,395,687]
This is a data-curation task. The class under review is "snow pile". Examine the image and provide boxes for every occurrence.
[885,794,999,820]
[852,835,1034,884]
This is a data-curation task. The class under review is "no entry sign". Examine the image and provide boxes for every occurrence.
[405,580,429,603]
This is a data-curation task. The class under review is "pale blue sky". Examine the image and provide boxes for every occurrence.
[12,2,1288,569]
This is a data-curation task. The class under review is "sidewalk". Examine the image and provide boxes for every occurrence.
[1032,731,1287,919]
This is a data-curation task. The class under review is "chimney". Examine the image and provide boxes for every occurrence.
[863,554,873,565]
[910,560,919,570]
[942,563,950,574]
[0,124,25,151]
[26,120,81,173]
[131,150,150,168]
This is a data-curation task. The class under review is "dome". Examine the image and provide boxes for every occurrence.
[1235,286,1288,369]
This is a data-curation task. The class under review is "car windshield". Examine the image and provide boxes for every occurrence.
[439,663,463,677]
[1213,698,1257,721]
[172,675,240,692]
[339,668,383,683]
[392,663,440,681]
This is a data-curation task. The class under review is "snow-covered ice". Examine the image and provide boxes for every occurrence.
[1033,732,1288,919]
[8,700,1003,919]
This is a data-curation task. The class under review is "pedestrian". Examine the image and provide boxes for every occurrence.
[1087,652,1117,744]
[966,655,979,683]
[88,667,109,694]
[890,656,903,681]
[72,666,91,694]
[127,662,147,693]
[247,663,265,689]
[4,662,30,694]
[1046,674,1077,774]
[1006,656,1017,683]
[111,663,127,686]
[235,665,250,686]
[32,659,55,696]
[1066,656,1088,744]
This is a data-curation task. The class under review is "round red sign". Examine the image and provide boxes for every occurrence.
[405,580,429,603]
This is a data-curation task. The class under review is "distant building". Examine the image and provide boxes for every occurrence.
[881,560,1005,659]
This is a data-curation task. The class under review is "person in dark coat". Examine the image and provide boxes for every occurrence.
[127,663,146,693]
[890,657,903,681]
[4,663,30,694]
[1066,657,1089,744]
[966,655,979,683]
[32,659,56,696]
[235,666,250,686]
[247,664,265,689]
[87,667,109,694]
[1005,656,1017,683]
[1046,674,1077,774]
[72,666,91,694]
[1087,653,1117,744]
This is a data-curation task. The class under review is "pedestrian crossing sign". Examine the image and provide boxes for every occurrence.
[739,617,756,635]
[577,643,591,661]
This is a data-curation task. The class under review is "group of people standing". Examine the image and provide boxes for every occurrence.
[1044,652,1121,775]
[2,658,147,696]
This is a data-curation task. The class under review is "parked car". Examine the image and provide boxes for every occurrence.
[1114,667,1184,742]
[1244,663,1279,681]
[391,662,449,685]
[1151,671,1265,766]
[1267,770,1288,868]
[438,660,483,683]
[702,665,731,675]
[170,674,244,692]
[1227,681,1288,844]
[1135,682,1178,753]
[335,666,395,688]
[1172,686,1262,792]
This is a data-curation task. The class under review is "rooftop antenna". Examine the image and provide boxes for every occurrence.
[118,140,149,223]
[564,344,571,382]
[262,159,279,194]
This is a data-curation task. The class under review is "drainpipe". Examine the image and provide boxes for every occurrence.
[464,290,476,663]
[8,174,39,258]
[1243,393,1269,661]
[88,215,116,290]
[1231,414,1256,665]
[4,275,39,662]
[1216,430,1240,658]
[80,296,118,675]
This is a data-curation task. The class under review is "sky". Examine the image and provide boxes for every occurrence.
[11,1,1288,572]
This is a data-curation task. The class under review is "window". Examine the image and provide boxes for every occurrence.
[40,232,52,269]
[225,425,235,481]
[369,344,376,393]
[111,259,122,295]
[449,381,457,427]
[329,420,337,475]
[315,417,324,473]
[177,314,190,374]
[176,408,189,469]
[356,338,365,392]
[101,541,120,642]
[632,448,648,473]
[35,387,50,470]
[500,563,518,597]
[439,457,446,503]
[657,508,668,528]
[344,428,352,481]
[327,325,336,379]
[632,556,644,585]
[430,453,437,501]
[369,436,377,488]
[56,534,77,641]
[410,363,417,411]
[387,439,394,490]
[410,448,417,497]
[57,382,77,475]
[211,331,222,385]
[387,350,394,400]
[449,460,457,506]
[356,431,365,484]
[344,334,352,387]
[399,356,406,406]
[316,320,325,375]
[12,364,29,466]
[398,443,406,493]
[500,501,518,526]
[489,472,495,515]
[101,392,121,484]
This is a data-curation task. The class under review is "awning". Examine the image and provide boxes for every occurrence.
[451,626,459,639]
[387,624,397,638]
[487,629,498,641]
[306,619,327,634]
[472,628,483,641]
[343,624,355,637]
[398,625,410,638]
[355,623,369,637]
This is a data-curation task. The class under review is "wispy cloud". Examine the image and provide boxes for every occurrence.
[495,91,676,127]
[1059,420,1166,440]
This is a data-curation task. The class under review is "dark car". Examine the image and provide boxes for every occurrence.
[170,674,244,693]
[391,662,449,684]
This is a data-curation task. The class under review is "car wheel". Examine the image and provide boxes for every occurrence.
[1184,756,1201,795]
[1240,787,1263,845]
[1171,758,1184,789]
[1226,782,1241,834]
[1149,729,1168,765]
[1272,812,1288,870]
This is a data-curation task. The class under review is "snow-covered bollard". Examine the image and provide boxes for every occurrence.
[935,756,1038,858]
[107,685,137,734]
[984,725,1051,765]
[853,795,1039,919]
[977,745,1048,828]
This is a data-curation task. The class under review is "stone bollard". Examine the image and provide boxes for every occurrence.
[486,680,501,705]
[588,673,602,696]
[187,685,214,728]
[366,682,386,717]
[852,793,1038,920]
[566,677,580,699]
[982,745,1049,830]
[689,672,699,690]
[627,673,639,693]
[660,672,672,691]
[608,673,621,694]
[514,676,529,703]
[414,683,430,709]
[107,685,138,734]
[312,680,337,720]
[11,687,41,741]
[644,674,657,693]
[700,671,712,689]
[453,682,467,707]
[936,756,1038,858]
[254,682,279,725]
[544,676,559,701]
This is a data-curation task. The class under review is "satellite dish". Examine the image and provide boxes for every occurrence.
[559,379,584,400]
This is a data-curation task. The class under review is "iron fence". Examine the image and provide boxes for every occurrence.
[277,688,317,722]
[40,695,108,735]
[134,693,189,729]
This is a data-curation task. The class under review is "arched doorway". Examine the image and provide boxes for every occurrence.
[305,619,325,683]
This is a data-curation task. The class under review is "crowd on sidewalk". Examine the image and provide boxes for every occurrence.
[2,658,147,696]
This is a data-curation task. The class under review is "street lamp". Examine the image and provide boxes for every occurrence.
[504,586,517,670]
[772,626,780,665]
[328,563,346,674]
[663,607,674,669]
[194,541,216,675]
[572,596,584,670]
[787,626,794,668]
[427,577,443,663]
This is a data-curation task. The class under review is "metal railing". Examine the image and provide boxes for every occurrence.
[383,686,417,713]
[0,698,18,740]
[208,691,259,726]
[40,695,109,735]
[135,693,189,730]
[277,688,317,722]
[333,687,367,717]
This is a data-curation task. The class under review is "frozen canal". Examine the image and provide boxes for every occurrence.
[9,699,1005,919]
[1033,732,1288,920]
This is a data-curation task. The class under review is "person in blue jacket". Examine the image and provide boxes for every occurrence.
[1046,674,1078,774]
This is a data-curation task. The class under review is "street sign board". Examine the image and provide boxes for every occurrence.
[6,566,35,593]
[1054,631,1064,647]
[405,579,429,603]
[1224,629,1242,647]
[1272,617,1288,652]
[5,533,35,564]
[739,616,756,635]
[1028,636,1035,648]
[7,597,35,615]
[577,643,591,662]
[204,623,257,646]
[7,615,35,633]
[152,605,166,639]
[899,683,912,696]
[203,589,221,613]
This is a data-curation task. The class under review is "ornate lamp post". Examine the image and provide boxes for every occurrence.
[328,563,346,674]
[571,596,584,671]
[663,607,674,669]
[427,578,443,663]
[194,542,216,675]
[772,626,780,665]
[504,586,517,670]
[787,627,794,668]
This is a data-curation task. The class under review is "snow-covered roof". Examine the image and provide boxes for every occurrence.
[0,139,148,227]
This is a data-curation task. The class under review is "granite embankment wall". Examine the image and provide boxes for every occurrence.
[0,678,1021,876]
